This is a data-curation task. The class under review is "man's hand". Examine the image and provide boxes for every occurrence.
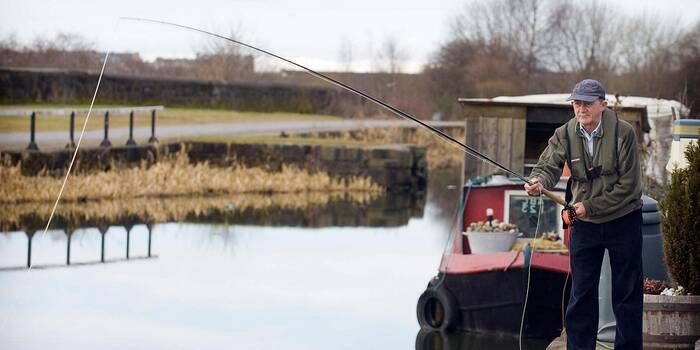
[524,178,542,196]
[573,202,587,219]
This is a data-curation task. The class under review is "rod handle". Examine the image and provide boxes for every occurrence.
[540,187,567,207]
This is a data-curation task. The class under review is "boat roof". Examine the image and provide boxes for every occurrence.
[466,175,568,191]
[458,93,690,120]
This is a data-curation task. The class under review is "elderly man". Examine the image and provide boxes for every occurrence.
[524,79,643,350]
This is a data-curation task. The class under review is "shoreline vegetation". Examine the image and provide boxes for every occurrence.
[0,191,384,232]
[0,152,382,204]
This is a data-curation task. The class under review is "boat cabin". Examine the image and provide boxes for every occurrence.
[458,94,651,180]
[456,94,656,244]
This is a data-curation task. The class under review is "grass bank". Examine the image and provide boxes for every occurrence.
[0,104,341,133]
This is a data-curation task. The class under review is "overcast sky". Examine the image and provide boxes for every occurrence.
[1,0,699,73]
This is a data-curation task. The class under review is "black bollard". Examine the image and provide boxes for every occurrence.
[148,109,158,143]
[27,112,38,150]
[26,231,35,268]
[100,111,112,147]
[67,111,76,149]
[126,111,137,146]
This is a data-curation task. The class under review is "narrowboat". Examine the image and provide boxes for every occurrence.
[416,94,677,339]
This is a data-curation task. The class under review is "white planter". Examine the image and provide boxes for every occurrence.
[465,231,518,253]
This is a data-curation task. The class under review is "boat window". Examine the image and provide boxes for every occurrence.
[504,190,563,238]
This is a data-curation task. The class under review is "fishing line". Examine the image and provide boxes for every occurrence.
[519,191,545,350]
[31,21,119,269]
[118,17,533,185]
[434,185,469,288]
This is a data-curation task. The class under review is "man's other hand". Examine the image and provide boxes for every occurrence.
[524,178,542,196]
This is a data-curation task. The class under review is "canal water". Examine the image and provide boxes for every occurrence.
[0,169,548,350]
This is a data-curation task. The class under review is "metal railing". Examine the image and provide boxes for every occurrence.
[0,106,164,151]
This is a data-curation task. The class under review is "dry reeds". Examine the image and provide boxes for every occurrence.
[0,152,382,204]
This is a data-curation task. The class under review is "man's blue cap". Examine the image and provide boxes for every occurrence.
[566,79,606,102]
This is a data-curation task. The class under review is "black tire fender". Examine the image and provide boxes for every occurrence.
[416,283,459,331]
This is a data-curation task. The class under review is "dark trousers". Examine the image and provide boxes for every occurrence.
[566,209,643,350]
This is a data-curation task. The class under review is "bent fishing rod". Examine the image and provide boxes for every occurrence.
[120,17,569,209]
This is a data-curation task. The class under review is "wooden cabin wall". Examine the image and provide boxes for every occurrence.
[463,105,526,180]
[615,109,645,140]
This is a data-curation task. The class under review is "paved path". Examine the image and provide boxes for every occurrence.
[0,119,463,150]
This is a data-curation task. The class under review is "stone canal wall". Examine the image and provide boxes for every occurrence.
[0,68,362,115]
[1,142,427,192]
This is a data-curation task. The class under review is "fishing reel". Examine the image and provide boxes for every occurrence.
[561,204,578,228]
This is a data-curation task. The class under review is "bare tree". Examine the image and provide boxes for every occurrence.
[617,14,681,72]
[677,21,700,115]
[194,27,256,82]
[375,36,406,74]
[451,0,560,80]
[338,37,354,72]
[0,33,19,50]
[547,0,623,76]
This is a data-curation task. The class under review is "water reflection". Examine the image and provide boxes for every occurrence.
[415,330,550,350]
[0,224,157,272]
[0,224,156,271]
[0,169,467,350]
[1,191,425,234]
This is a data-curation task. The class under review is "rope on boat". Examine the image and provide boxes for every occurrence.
[519,192,545,350]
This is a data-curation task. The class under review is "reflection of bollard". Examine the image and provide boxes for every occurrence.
[148,109,158,143]
[124,223,134,259]
[98,224,109,262]
[27,112,38,150]
[100,111,112,147]
[67,111,76,149]
[126,111,137,146]
[147,222,155,257]
[66,230,73,265]
[25,230,35,268]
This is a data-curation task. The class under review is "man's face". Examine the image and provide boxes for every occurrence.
[572,99,607,128]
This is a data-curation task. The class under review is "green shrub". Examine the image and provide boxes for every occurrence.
[659,141,700,295]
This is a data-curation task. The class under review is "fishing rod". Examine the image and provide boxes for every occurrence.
[120,17,571,214]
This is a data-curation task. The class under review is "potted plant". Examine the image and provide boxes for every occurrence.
[648,141,700,348]
[464,218,519,253]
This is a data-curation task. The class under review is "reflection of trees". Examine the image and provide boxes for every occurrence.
[202,224,238,255]
[426,168,463,223]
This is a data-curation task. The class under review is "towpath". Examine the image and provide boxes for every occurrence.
[0,119,463,150]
